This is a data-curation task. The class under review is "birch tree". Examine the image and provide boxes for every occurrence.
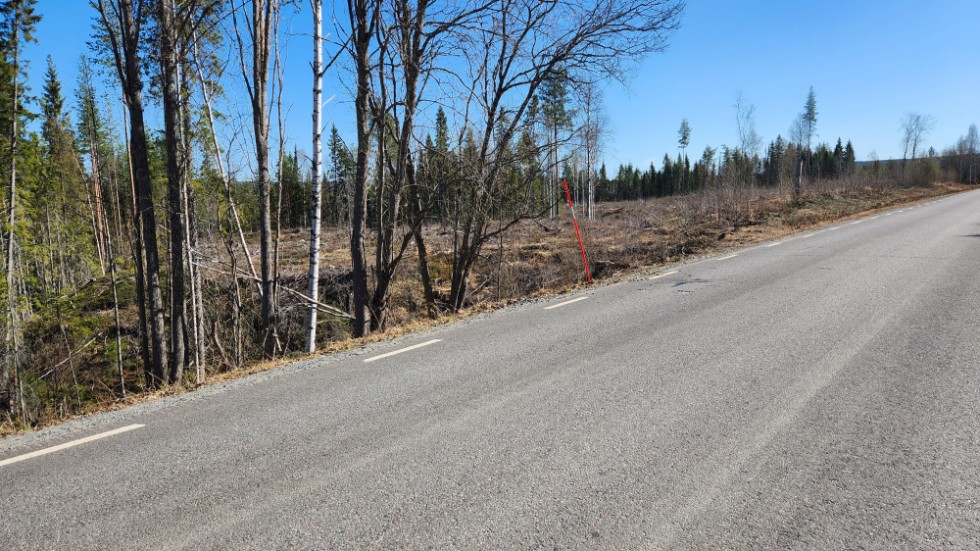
[900,112,934,171]
[579,82,604,220]
[305,0,323,352]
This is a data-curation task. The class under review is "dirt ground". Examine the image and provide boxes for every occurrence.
[268,182,970,324]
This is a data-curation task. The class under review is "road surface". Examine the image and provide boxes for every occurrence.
[2,190,979,550]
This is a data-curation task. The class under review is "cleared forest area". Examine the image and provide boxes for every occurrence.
[1,0,978,433]
[3,178,968,435]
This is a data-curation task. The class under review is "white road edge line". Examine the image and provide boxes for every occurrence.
[716,254,739,261]
[544,296,590,310]
[850,220,863,225]
[827,227,841,231]
[648,270,679,280]
[765,242,783,248]
[364,339,442,363]
[800,233,816,239]
[0,424,144,468]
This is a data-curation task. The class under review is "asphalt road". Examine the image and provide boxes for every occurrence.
[2,190,979,550]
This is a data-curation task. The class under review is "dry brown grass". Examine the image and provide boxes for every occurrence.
[2,181,971,438]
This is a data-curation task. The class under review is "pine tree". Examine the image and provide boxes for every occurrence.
[803,86,818,151]
[539,67,572,217]
[678,118,691,152]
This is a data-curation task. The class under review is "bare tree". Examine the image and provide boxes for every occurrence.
[230,0,279,355]
[444,0,684,311]
[900,112,935,172]
[190,24,260,290]
[788,115,805,149]
[369,0,486,331]
[343,0,488,334]
[579,82,605,220]
[305,0,324,352]
[734,91,760,157]
[345,0,377,337]
[734,91,760,215]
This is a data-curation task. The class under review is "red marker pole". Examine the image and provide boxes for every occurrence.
[562,179,592,283]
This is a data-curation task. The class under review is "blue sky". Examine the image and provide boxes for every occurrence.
[603,0,980,168]
[22,0,980,172]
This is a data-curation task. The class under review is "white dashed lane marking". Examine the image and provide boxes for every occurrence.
[0,424,145,468]
[364,339,442,363]
[544,296,590,310]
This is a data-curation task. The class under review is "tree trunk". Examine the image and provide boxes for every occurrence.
[247,0,278,356]
[100,159,125,397]
[368,0,425,333]
[305,0,324,353]
[349,0,373,337]
[186,185,205,383]
[3,19,20,416]
[180,51,204,381]
[407,162,435,316]
[160,0,185,385]
[98,0,168,386]
[130,96,168,388]
[120,96,151,385]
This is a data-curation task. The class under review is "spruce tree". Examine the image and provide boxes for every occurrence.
[833,138,844,178]
[844,141,856,175]
[0,0,40,417]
